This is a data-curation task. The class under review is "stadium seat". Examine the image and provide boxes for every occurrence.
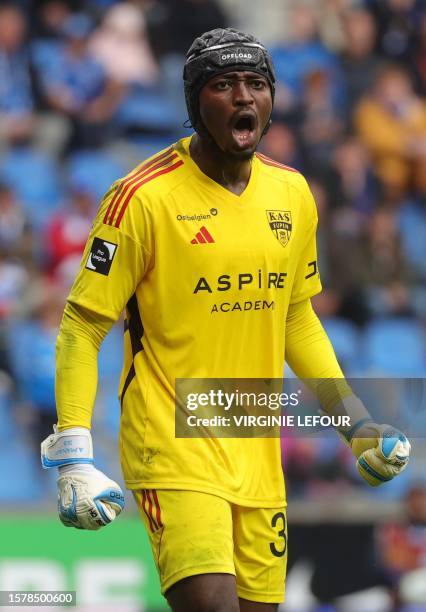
[363,318,426,376]
[399,201,426,281]
[114,84,180,133]
[130,135,184,160]
[0,148,62,227]
[67,150,126,201]
[321,317,361,374]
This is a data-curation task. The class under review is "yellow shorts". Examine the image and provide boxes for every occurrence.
[133,489,287,604]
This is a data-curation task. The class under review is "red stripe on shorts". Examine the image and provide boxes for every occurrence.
[145,489,159,531]
[151,489,163,528]
[141,490,157,532]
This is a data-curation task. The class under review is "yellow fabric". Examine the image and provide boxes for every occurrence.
[285,299,353,411]
[56,302,112,430]
[58,135,323,507]
[133,489,287,603]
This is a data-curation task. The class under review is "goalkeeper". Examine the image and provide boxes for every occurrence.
[41,27,410,611]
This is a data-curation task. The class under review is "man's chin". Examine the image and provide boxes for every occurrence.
[228,147,255,161]
[228,129,260,158]
[204,130,259,160]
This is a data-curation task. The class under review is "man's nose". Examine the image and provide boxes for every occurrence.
[233,81,254,105]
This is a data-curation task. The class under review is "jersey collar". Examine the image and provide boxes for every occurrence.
[179,135,259,204]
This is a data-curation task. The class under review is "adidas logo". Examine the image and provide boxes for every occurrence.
[190,226,215,244]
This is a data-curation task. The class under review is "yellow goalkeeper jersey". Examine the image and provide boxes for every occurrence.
[67,136,322,507]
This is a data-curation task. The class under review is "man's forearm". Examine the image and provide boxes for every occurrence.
[285,299,354,410]
[56,301,113,430]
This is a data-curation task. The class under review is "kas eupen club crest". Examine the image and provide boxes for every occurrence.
[266,210,292,247]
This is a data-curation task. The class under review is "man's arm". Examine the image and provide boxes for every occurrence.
[285,298,411,486]
[55,301,113,430]
[41,301,125,529]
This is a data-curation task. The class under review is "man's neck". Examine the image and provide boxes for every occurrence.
[189,133,253,196]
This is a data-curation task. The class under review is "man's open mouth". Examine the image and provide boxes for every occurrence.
[231,113,257,146]
[232,114,256,133]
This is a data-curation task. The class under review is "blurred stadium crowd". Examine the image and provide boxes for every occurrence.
[0,0,424,607]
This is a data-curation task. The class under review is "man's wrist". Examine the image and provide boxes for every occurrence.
[325,394,373,445]
[41,426,94,469]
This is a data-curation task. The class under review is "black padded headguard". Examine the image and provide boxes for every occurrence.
[183,28,276,133]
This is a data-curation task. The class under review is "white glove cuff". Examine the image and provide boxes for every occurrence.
[41,426,94,469]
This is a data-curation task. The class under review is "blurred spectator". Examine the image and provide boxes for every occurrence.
[284,436,356,498]
[45,186,94,282]
[89,3,159,86]
[413,11,426,93]
[33,0,72,41]
[339,6,384,119]
[11,278,65,450]
[308,176,370,324]
[332,136,378,214]
[0,4,35,147]
[378,484,426,607]
[365,207,414,317]
[146,0,228,58]
[0,182,28,255]
[270,5,342,111]
[309,177,346,320]
[0,247,28,376]
[366,0,423,64]
[35,12,123,150]
[355,64,426,196]
[299,67,344,172]
[0,249,28,321]
[258,122,302,170]
[380,485,426,572]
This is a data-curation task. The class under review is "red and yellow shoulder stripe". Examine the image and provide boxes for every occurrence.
[103,146,183,227]
[256,152,299,174]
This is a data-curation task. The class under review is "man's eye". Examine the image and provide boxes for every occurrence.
[215,81,231,90]
[252,80,266,89]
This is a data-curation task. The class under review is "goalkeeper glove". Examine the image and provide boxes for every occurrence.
[327,394,411,487]
[349,420,411,487]
[41,426,125,530]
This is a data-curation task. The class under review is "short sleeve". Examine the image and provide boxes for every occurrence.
[290,182,322,305]
[67,184,151,320]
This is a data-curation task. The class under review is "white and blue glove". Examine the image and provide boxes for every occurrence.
[41,426,125,530]
[329,395,411,487]
[349,420,411,487]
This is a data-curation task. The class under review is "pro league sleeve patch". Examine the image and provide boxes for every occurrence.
[85,237,117,275]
